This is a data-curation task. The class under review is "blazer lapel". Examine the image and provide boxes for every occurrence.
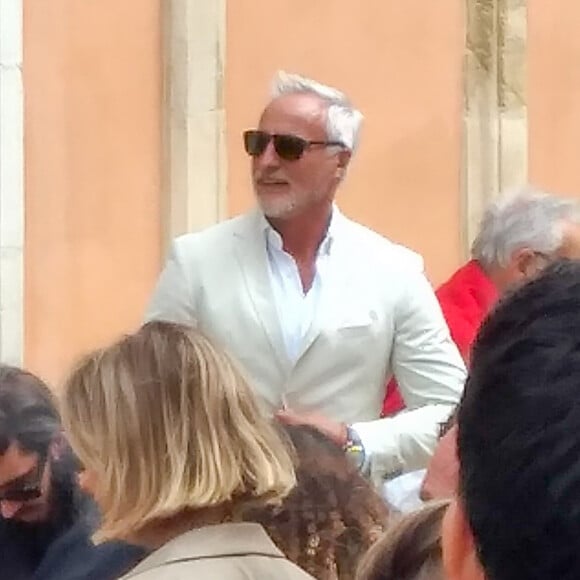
[233,211,289,372]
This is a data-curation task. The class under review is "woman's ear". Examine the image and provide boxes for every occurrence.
[442,498,485,580]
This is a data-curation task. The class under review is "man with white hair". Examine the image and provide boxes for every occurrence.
[446,186,580,355]
[384,186,580,416]
[145,71,466,481]
[417,187,580,501]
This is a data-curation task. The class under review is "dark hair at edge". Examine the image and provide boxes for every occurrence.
[0,365,60,456]
[457,259,580,580]
[0,365,88,530]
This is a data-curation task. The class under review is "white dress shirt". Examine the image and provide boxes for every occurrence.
[264,216,333,364]
[382,469,426,513]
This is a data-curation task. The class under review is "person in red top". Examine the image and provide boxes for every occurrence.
[432,260,497,363]
[421,187,580,501]
[381,188,580,512]
[383,186,580,418]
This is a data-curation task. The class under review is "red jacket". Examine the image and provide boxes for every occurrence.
[382,260,498,416]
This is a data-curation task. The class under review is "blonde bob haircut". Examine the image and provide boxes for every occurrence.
[60,321,296,542]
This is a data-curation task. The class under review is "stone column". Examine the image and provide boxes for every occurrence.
[162,0,227,247]
[0,0,24,364]
[462,0,528,255]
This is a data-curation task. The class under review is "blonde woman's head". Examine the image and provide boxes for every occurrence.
[60,321,296,541]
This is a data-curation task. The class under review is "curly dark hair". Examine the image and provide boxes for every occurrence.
[244,424,389,579]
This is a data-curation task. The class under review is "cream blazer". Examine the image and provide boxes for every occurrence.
[146,209,466,480]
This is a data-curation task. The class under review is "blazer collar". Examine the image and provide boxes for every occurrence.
[233,206,345,243]
[123,523,285,578]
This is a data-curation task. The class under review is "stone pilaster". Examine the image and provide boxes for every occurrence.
[0,0,24,364]
[162,0,227,246]
[462,0,528,255]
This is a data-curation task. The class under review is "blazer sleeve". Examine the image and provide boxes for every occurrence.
[352,268,466,481]
[390,269,466,409]
[144,239,198,326]
[353,404,457,485]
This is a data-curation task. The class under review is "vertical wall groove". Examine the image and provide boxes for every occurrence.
[463,0,527,255]
[0,0,24,364]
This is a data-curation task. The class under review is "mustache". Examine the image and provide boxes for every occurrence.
[254,172,288,184]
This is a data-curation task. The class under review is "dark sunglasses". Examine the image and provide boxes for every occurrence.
[0,454,47,503]
[243,130,344,161]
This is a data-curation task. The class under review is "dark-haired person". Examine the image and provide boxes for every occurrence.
[443,260,580,580]
[0,365,144,579]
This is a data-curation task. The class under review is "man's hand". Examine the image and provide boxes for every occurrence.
[275,407,348,447]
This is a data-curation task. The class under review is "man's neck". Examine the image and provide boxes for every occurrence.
[478,261,508,294]
[268,203,333,263]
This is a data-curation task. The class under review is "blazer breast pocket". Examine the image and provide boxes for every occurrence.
[335,323,372,339]
[324,319,380,364]
[332,309,379,340]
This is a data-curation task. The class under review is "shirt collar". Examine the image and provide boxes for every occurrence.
[261,206,339,257]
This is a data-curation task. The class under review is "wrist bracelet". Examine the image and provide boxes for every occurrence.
[343,425,366,471]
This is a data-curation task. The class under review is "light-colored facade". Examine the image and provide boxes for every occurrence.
[0,0,24,366]
[1,0,579,384]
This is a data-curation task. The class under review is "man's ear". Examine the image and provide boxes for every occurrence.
[512,247,543,279]
[335,149,351,181]
[442,498,485,580]
[337,148,351,169]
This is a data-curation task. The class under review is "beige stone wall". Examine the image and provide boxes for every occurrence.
[24,0,163,385]
[528,0,580,196]
[162,0,227,244]
[23,0,580,384]
[463,0,528,251]
[0,0,24,365]
[225,0,465,285]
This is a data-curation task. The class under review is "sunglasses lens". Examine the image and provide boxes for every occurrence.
[243,131,307,161]
[0,488,41,502]
[273,135,306,160]
[243,131,270,157]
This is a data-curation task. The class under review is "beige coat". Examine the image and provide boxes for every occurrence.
[120,522,314,579]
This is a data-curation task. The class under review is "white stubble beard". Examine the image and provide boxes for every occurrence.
[257,190,300,219]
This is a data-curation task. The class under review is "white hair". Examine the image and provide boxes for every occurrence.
[270,71,364,152]
[471,185,580,267]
